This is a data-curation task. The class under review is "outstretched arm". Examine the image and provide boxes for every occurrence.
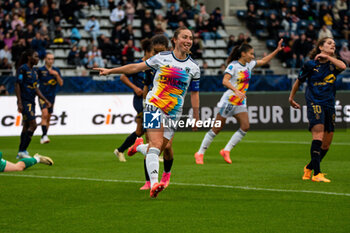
[289,79,301,109]
[314,54,347,70]
[93,62,149,76]
[256,39,284,67]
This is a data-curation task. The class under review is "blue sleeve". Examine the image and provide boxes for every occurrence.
[189,79,200,91]
[16,67,24,83]
[298,61,314,83]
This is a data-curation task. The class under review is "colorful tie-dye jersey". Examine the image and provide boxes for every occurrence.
[222,60,256,106]
[145,51,200,117]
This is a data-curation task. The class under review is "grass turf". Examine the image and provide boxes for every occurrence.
[0,130,349,233]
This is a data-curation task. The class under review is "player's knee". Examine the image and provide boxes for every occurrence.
[241,124,250,132]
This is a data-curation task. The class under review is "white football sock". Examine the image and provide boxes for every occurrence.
[224,128,247,151]
[137,143,148,156]
[146,147,160,187]
[198,129,216,155]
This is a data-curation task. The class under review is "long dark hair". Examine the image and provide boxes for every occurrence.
[227,43,253,65]
[171,26,193,50]
[16,48,36,70]
[151,34,169,53]
[141,38,152,53]
[309,37,333,59]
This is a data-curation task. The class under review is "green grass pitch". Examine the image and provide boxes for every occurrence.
[1,130,350,233]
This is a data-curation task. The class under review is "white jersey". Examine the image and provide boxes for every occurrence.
[220,60,256,106]
[145,51,200,117]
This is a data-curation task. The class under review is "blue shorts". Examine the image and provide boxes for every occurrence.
[22,101,36,121]
[39,97,55,114]
[307,103,335,132]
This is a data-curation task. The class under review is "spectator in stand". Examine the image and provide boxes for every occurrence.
[154,23,167,36]
[227,35,237,54]
[290,6,300,32]
[176,6,189,28]
[167,0,179,11]
[0,84,9,95]
[190,35,203,59]
[339,43,350,65]
[340,15,350,41]
[279,38,294,68]
[279,6,290,32]
[70,27,81,45]
[212,7,225,30]
[11,13,24,30]
[0,57,12,70]
[84,15,100,42]
[318,24,333,39]
[122,24,135,43]
[121,39,140,65]
[111,24,123,42]
[99,36,114,60]
[142,24,154,39]
[166,5,178,30]
[47,2,61,23]
[125,0,135,25]
[31,32,48,60]
[267,13,280,41]
[217,63,226,75]
[4,32,17,49]
[12,38,27,64]
[299,0,315,20]
[142,9,156,32]
[201,61,215,76]
[39,24,50,41]
[332,0,348,21]
[322,12,334,29]
[110,2,126,26]
[0,45,12,62]
[305,23,317,42]
[26,1,39,24]
[192,0,200,20]
[49,15,62,41]
[2,14,12,34]
[23,24,36,45]
[199,3,209,21]
[67,45,81,66]
[246,3,258,33]
[87,45,105,68]
[11,1,24,17]
[79,46,88,67]
[96,0,109,9]
[111,37,124,64]
[60,0,80,25]
[236,33,251,46]
[292,34,313,68]
[154,14,167,33]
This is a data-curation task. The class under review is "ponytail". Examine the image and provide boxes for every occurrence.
[226,43,253,65]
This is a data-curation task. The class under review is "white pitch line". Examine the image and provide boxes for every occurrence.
[242,140,350,146]
[1,173,350,197]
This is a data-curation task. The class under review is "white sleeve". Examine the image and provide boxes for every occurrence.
[224,63,236,77]
[145,53,162,70]
[192,65,200,80]
[249,60,257,70]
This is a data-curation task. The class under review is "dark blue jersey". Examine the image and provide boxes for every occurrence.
[16,64,38,103]
[298,60,343,107]
[126,60,145,95]
[37,66,61,99]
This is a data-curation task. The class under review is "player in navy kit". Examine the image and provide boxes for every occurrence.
[15,49,52,159]
[37,52,64,144]
[289,37,346,182]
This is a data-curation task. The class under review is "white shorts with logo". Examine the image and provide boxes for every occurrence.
[217,97,247,118]
[144,104,177,140]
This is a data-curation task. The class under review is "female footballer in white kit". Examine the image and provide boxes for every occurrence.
[194,39,283,164]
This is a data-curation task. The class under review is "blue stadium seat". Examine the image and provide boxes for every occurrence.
[236,10,246,20]
[266,40,277,50]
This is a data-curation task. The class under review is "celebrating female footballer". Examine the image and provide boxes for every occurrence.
[94,26,200,198]
[289,37,346,182]
[194,39,283,164]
